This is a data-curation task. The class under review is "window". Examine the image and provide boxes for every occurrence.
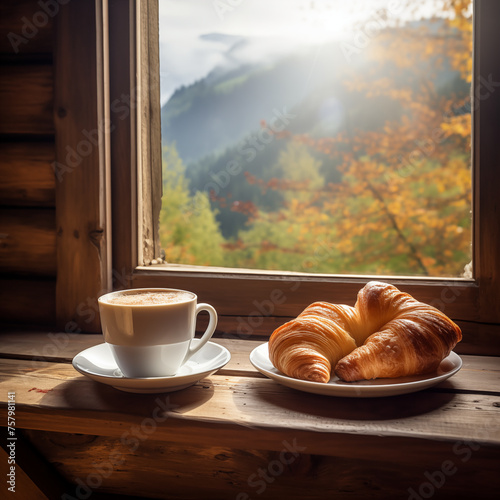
[55,0,499,343]
[157,0,473,279]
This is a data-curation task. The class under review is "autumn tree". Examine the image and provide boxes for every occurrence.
[232,0,472,276]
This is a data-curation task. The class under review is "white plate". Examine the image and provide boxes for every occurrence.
[72,340,231,393]
[249,343,462,398]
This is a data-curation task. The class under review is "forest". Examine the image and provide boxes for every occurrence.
[159,0,472,277]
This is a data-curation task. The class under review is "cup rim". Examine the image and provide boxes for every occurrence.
[98,288,197,306]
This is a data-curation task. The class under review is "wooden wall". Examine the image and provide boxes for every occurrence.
[0,0,56,326]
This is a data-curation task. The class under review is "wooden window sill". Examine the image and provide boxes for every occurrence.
[0,330,499,499]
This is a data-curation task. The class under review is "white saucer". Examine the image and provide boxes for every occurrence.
[250,343,462,398]
[72,340,231,393]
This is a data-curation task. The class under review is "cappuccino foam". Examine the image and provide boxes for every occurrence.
[105,290,193,306]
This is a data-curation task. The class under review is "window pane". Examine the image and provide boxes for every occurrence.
[158,0,472,277]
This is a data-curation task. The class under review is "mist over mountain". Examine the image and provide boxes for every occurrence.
[161,36,349,162]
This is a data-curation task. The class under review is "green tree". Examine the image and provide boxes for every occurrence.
[159,144,226,266]
[276,142,324,203]
[226,142,330,271]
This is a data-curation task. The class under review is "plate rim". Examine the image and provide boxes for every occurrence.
[249,342,462,397]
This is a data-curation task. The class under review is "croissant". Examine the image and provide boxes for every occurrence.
[268,281,462,383]
[268,311,357,383]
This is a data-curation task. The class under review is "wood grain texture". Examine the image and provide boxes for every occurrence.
[5,396,500,470]
[0,0,54,56]
[0,446,48,500]
[137,0,162,265]
[23,428,500,500]
[132,271,480,320]
[0,279,55,325]
[0,207,56,276]
[454,320,500,355]
[473,0,500,325]
[0,357,499,449]
[108,0,137,285]
[0,428,77,500]
[1,331,498,500]
[54,0,111,332]
[1,333,497,393]
[0,142,55,206]
[0,64,53,135]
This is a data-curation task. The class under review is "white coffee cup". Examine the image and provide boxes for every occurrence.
[98,288,218,378]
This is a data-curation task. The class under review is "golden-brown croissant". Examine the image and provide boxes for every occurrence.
[268,311,357,383]
[268,281,462,383]
[335,282,462,381]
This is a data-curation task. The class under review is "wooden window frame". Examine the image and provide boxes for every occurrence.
[55,0,499,353]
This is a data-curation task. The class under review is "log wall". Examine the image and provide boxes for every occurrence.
[0,0,56,326]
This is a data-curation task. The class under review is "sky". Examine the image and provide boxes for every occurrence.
[158,0,443,105]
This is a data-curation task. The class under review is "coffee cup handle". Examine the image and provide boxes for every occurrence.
[184,303,218,362]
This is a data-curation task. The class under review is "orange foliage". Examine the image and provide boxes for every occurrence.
[241,1,472,276]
